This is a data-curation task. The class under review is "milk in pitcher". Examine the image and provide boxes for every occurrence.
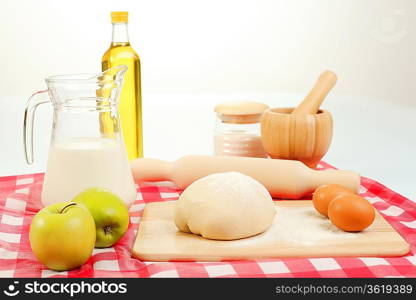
[41,137,137,207]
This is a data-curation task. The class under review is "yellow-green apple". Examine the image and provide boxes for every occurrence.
[72,188,130,248]
[29,202,96,271]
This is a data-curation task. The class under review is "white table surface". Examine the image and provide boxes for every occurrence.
[1,92,414,201]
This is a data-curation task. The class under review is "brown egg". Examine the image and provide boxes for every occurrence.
[328,194,375,232]
[312,184,353,216]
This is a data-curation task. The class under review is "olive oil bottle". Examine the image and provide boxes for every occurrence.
[102,11,142,159]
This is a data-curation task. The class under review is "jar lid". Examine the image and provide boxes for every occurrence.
[214,101,269,124]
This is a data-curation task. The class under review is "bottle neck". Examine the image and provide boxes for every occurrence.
[112,22,130,44]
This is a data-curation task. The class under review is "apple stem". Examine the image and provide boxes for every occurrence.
[60,202,77,214]
[104,226,112,235]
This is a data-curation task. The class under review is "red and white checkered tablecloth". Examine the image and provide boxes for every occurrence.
[0,162,415,278]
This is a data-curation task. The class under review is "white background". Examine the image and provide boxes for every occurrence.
[0,0,415,199]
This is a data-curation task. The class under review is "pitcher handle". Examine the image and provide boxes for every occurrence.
[23,90,50,164]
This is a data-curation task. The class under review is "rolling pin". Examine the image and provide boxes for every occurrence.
[291,70,337,115]
[130,155,360,199]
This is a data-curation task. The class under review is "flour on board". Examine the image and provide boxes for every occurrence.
[235,205,364,246]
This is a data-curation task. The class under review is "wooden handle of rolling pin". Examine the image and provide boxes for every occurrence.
[291,70,337,115]
[130,155,360,199]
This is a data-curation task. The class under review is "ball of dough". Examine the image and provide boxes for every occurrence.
[174,172,276,240]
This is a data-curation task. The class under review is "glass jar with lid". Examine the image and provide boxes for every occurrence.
[214,101,269,158]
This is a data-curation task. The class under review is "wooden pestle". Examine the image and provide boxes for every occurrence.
[291,70,337,115]
[130,155,360,199]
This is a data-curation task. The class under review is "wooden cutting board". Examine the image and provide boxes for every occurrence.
[132,201,410,261]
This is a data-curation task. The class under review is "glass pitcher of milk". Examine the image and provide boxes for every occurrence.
[23,65,137,207]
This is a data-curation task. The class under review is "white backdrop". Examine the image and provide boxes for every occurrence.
[0,0,415,199]
[0,0,414,104]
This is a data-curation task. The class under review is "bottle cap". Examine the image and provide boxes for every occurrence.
[111,11,128,23]
[215,101,269,124]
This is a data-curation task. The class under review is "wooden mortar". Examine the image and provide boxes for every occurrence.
[260,71,336,168]
[261,107,333,168]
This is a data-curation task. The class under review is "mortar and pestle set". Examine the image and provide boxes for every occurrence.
[261,70,337,168]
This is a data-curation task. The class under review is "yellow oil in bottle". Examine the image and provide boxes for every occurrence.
[101,11,143,159]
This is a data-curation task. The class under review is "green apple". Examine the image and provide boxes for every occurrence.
[72,188,130,248]
[29,202,96,271]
